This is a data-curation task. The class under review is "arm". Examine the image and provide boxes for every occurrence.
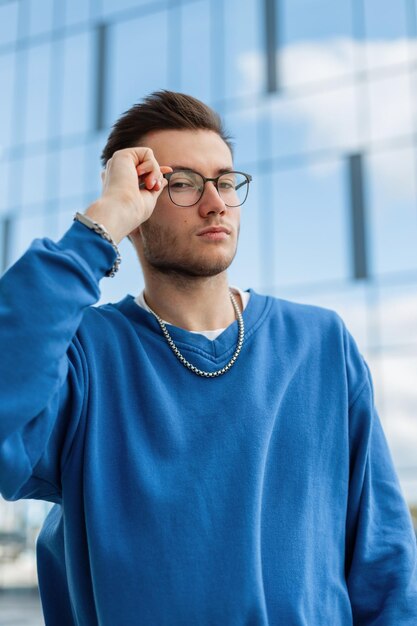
[0,148,170,501]
[0,223,116,500]
[345,360,417,624]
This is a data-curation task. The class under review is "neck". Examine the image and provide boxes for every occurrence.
[142,270,238,331]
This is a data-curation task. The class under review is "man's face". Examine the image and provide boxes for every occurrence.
[133,129,240,279]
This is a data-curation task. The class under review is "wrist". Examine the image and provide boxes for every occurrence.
[85,199,127,245]
[73,212,121,277]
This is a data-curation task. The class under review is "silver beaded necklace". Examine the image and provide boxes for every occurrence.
[149,290,244,378]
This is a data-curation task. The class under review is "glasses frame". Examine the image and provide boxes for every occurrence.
[163,169,252,207]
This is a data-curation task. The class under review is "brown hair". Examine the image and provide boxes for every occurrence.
[100,90,233,167]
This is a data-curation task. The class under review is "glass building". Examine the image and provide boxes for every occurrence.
[1,0,417,594]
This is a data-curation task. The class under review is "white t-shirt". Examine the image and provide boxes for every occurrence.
[134,287,250,341]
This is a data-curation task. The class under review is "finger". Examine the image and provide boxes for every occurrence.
[138,171,162,191]
[136,159,159,176]
[114,146,155,167]
[139,168,169,192]
[138,179,163,192]
[144,172,158,190]
[129,146,155,164]
[153,174,170,191]
[108,148,157,177]
[153,177,169,193]
[138,165,172,190]
[136,162,173,179]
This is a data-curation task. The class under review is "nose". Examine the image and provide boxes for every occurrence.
[198,181,227,218]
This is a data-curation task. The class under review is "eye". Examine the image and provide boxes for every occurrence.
[218,177,236,190]
[169,172,200,191]
[170,180,194,189]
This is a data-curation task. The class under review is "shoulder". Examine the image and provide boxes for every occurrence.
[253,290,368,397]
[252,290,344,336]
[74,296,143,350]
[83,294,140,322]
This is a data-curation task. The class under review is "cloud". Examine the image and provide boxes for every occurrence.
[280,37,356,85]
[237,38,417,198]
[346,292,417,492]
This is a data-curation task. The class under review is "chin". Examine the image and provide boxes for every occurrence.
[148,251,236,278]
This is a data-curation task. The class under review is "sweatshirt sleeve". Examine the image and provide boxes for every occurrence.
[344,329,417,624]
[0,220,117,502]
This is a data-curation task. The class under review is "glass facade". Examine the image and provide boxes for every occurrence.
[0,0,417,593]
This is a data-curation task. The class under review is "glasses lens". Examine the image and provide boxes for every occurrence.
[218,172,249,207]
[168,170,203,207]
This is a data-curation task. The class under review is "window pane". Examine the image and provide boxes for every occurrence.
[57,200,81,237]
[9,209,56,265]
[365,41,411,72]
[24,42,52,144]
[280,0,355,87]
[84,133,106,201]
[269,83,359,158]
[228,170,263,290]
[0,498,44,587]
[0,1,19,46]
[179,0,212,103]
[272,159,349,286]
[367,72,413,142]
[364,0,410,70]
[379,353,417,501]
[44,148,59,204]
[106,12,168,125]
[60,31,93,137]
[27,0,55,38]
[223,105,259,168]
[64,0,91,28]
[366,146,417,276]
[58,144,87,200]
[266,96,308,158]
[378,283,417,348]
[20,151,48,208]
[0,159,8,215]
[281,0,354,43]
[0,52,16,149]
[400,477,417,505]
[5,157,20,212]
[7,153,48,212]
[100,0,152,19]
[223,0,265,99]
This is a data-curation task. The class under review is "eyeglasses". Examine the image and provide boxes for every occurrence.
[163,169,252,207]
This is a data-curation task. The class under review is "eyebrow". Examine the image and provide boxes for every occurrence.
[169,165,234,175]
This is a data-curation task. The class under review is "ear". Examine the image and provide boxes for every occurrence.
[100,170,105,184]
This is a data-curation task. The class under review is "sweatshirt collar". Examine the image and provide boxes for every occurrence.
[112,289,272,358]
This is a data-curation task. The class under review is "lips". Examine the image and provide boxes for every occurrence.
[197,226,231,236]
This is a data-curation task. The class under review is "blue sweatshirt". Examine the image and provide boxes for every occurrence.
[0,221,416,626]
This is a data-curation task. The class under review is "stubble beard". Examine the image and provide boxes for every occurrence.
[140,221,239,279]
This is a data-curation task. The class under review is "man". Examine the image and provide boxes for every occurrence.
[0,90,416,625]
